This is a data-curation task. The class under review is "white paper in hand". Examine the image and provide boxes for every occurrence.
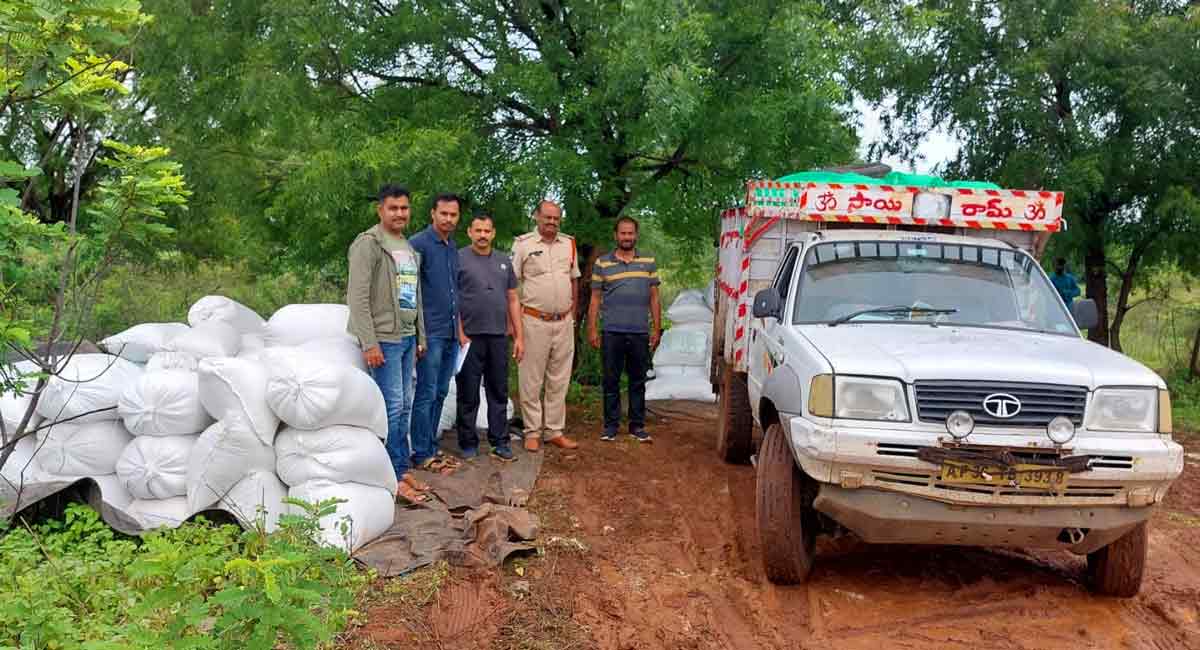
[454,342,470,375]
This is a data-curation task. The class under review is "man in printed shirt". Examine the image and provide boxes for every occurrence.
[347,184,430,504]
[512,200,580,452]
[587,216,661,442]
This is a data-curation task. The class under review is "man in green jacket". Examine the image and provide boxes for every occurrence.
[347,184,430,504]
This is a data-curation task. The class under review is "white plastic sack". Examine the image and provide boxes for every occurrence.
[34,420,133,477]
[240,332,266,354]
[145,351,199,373]
[275,425,397,493]
[1,360,43,434]
[703,279,717,311]
[100,323,190,363]
[644,366,715,403]
[216,470,288,532]
[165,321,241,359]
[666,289,714,324]
[288,479,394,552]
[187,296,266,336]
[271,337,365,371]
[37,354,142,424]
[118,370,213,436]
[127,496,193,530]
[265,304,356,347]
[116,434,197,500]
[186,415,277,513]
[652,322,712,368]
[437,380,514,434]
[197,357,279,445]
[0,434,40,498]
[262,349,386,437]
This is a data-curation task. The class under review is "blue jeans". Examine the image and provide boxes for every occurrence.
[411,336,458,464]
[369,337,416,478]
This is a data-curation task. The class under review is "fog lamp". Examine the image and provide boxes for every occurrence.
[946,410,974,439]
[1047,416,1076,445]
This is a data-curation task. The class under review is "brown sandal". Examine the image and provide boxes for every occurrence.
[419,456,458,475]
[395,482,429,505]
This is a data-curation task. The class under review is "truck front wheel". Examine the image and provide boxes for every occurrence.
[1086,522,1147,597]
[716,364,753,463]
[756,421,816,584]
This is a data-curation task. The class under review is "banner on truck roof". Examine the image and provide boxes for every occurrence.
[746,181,1064,232]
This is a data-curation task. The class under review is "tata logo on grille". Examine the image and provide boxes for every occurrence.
[982,393,1022,419]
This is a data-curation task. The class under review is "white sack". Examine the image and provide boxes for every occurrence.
[666,289,714,324]
[115,434,197,499]
[437,380,514,434]
[1,360,43,434]
[240,332,266,354]
[100,323,190,363]
[262,350,386,437]
[215,470,288,532]
[34,420,133,477]
[275,425,397,493]
[644,366,715,403]
[652,322,712,368]
[265,304,356,347]
[187,296,266,336]
[0,434,40,498]
[37,355,142,424]
[703,279,717,311]
[127,495,193,530]
[145,351,199,373]
[90,473,135,512]
[118,370,213,436]
[271,337,365,371]
[165,321,241,359]
[186,415,276,513]
[288,479,394,552]
[197,357,279,445]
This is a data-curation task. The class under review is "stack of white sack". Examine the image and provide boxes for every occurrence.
[4,297,403,552]
[276,425,396,552]
[645,290,716,403]
[436,378,516,435]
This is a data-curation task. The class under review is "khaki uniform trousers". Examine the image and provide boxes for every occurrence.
[518,315,574,441]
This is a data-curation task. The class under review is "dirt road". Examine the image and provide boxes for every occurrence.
[353,402,1200,650]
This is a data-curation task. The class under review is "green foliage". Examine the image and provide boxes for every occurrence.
[0,501,368,650]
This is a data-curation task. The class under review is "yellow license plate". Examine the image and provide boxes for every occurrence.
[940,461,1067,490]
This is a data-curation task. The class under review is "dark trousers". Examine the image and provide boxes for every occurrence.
[602,331,650,434]
[456,334,510,450]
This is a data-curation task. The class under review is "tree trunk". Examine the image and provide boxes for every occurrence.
[1189,323,1200,380]
[1084,235,1110,347]
[1108,248,1144,353]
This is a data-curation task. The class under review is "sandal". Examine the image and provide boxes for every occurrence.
[402,473,430,492]
[419,456,458,475]
[435,450,464,468]
[395,482,429,505]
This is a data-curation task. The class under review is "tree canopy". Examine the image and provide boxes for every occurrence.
[841,0,1200,349]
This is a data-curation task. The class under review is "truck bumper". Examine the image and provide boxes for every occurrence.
[813,485,1149,554]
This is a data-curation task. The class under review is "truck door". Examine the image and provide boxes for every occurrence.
[748,243,801,419]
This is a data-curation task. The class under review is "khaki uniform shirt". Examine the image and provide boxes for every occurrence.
[512,231,580,316]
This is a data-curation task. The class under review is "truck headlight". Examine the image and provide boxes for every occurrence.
[1085,388,1157,433]
[834,376,910,422]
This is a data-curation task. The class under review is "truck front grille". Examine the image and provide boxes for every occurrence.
[914,380,1087,428]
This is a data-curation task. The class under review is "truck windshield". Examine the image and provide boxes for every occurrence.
[792,241,1078,336]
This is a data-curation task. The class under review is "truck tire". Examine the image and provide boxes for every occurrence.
[1086,522,1147,597]
[716,364,753,464]
[756,421,816,584]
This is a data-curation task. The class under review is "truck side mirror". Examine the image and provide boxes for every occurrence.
[1072,299,1100,330]
[753,288,783,320]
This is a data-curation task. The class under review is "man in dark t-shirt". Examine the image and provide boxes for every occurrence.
[456,213,525,461]
[587,216,661,443]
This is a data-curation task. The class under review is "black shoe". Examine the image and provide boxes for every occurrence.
[600,430,617,442]
[490,446,517,462]
[631,430,652,443]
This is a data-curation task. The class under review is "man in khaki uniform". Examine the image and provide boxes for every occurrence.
[512,200,581,452]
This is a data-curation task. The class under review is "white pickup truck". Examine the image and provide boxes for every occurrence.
[710,174,1184,597]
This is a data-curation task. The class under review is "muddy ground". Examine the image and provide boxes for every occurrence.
[350,402,1200,650]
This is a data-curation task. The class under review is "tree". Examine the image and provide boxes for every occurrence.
[841,0,1200,350]
[133,0,860,276]
[1,0,190,493]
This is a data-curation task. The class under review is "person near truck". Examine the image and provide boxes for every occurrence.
[511,200,580,452]
[454,211,525,461]
[587,216,661,443]
[409,193,466,475]
[346,183,431,504]
[1050,257,1081,306]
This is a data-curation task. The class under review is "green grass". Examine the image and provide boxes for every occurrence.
[1114,282,1200,435]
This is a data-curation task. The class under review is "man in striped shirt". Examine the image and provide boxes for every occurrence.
[587,216,662,442]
